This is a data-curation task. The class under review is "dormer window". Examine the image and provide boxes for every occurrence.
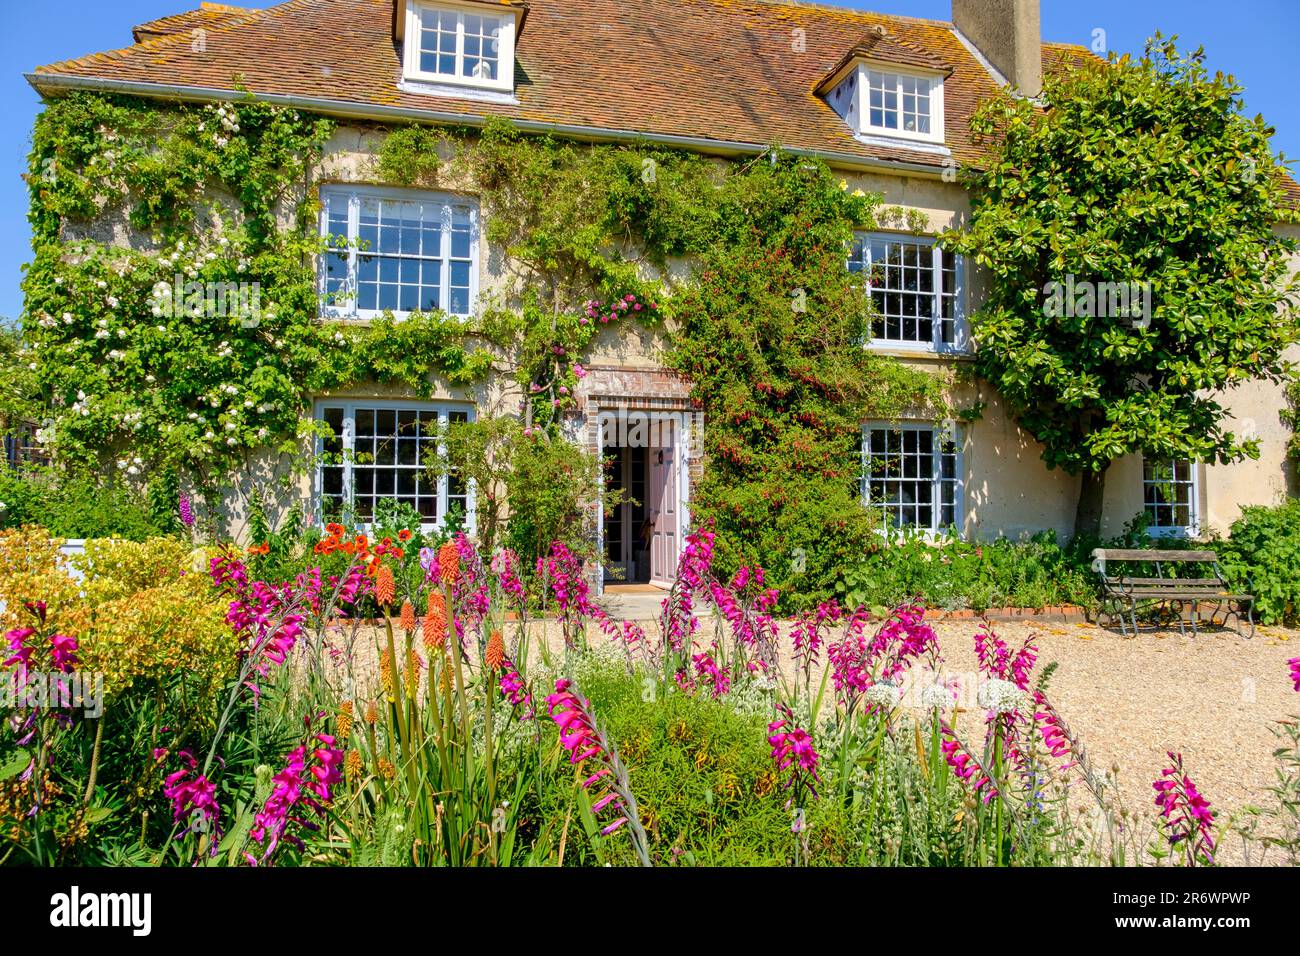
[867,69,934,137]
[399,1,524,95]
[817,29,949,150]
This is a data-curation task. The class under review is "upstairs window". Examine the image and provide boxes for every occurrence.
[867,69,933,136]
[849,233,965,351]
[320,186,478,320]
[1144,459,1200,537]
[403,2,516,92]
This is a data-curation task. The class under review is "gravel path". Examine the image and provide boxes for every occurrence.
[934,620,1299,865]
[330,613,1300,865]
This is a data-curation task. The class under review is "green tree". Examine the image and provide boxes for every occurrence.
[943,36,1298,537]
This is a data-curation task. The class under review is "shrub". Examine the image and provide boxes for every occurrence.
[0,465,176,540]
[1218,500,1300,625]
[0,525,84,633]
[835,531,1096,612]
[520,653,826,866]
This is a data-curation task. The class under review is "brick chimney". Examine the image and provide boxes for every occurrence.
[952,0,1042,97]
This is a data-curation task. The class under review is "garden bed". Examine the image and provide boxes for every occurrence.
[331,613,1296,866]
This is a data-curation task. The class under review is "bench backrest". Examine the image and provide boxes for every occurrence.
[1091,548,1222,582]
[1091,549,1218,563]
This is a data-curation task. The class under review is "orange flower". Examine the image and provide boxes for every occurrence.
[399,600,416,631]
[326,522,345,537]
[341,541,356,555]
[381,537,394,550]
[485,631,505,671]
[345,749,363,781]
[398,529,412,542]
[379,647,394,697]
[375,565,396,607]
[248,542,270,556]
[437,541,460,584]
[422,594,447,650]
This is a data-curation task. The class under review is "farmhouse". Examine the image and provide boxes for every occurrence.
[25,0,1300,589]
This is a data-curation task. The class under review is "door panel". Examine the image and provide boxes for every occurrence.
[650,420,678,586]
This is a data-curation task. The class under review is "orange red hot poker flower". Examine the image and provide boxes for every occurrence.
[423,593,447,650]
[437,542,459,584]
[375,565,396,607]
[485,631,505,671]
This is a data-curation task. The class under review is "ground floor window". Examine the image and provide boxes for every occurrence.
[860,423,961,535]
[316,401,472,529]
[1143,458,1199,537]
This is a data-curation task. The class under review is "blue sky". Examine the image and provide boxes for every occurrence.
[1,0,1296,323]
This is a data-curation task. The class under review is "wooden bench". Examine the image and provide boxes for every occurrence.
[1090,548,1254,638]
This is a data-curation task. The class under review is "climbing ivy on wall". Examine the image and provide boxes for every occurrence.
[667,155,947,605]
[24,92,487,489]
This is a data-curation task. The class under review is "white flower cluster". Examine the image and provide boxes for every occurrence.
[977,679,1028,715]
[116,455,144,477]
[865,681,902,710]
[920,681,955,712]
[203,104,242,149]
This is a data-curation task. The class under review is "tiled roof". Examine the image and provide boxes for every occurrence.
[31,0,1093,172]
[131,2,250,43]
[27,0,1300,204]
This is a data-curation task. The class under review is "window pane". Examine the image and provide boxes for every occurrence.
[862,426,957,534]
[1144,459,1196,532]
[320,189,476,318]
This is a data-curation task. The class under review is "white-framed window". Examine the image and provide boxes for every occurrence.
[316,400,474,531]
[403,1,516,92]
[862,67,943,144]
[320,186,478,320]
[1143,459,1200,537]
[868,70,931,134]
[860,423,962,536]
[850,233,966,351]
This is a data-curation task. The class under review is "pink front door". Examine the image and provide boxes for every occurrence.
[649,420,678,586]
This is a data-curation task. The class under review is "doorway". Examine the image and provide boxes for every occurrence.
[600,412,680,588]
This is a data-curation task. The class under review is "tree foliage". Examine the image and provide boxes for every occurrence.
[942,36,1298,534]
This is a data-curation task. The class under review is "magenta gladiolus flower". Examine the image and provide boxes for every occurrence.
[546,678,650,863]
[500,657,534,720]
[768,703,820,807]
[1289,657,1299,693]
[246,731,343,866]
[491,548,527,609]
[940,725,999,802]
[162,750,220,844]
[48,634,78,673]
[974,621,1036,690]
[1153,751,1216,866]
